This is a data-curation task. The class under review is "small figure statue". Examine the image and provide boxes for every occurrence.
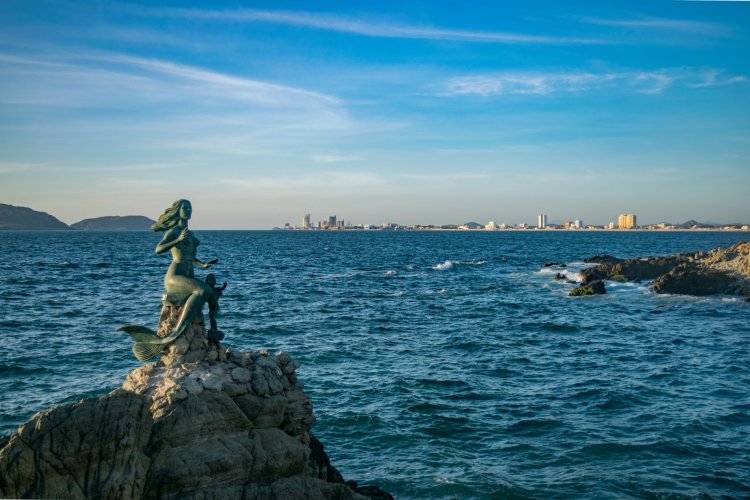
[118,199,221,361]
[204,273,227,344]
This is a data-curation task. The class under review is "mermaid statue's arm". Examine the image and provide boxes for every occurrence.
[155,227,187,254]
[195,258,219,269]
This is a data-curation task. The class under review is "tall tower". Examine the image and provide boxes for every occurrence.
[618,213,637,229]
[538,214,547,229]
[302,213,311,230]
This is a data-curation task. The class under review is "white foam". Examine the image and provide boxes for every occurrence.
[433,260,455,270]
[432,259,487,270]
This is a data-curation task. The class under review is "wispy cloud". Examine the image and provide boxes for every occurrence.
[90,53,340,108]
[311,154,363,163]
[0,51,340,109]
[401,172,490,182]
[0,162,39,174]
[438,68,747,96]
[220,170,385,191]
[156,7,606,45]
[686,69,748,87]
[578,15,729,36]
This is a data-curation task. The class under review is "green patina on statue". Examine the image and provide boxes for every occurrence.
[118,199,224,361]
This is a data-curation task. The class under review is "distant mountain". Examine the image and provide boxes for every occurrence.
[0,203,70,230]
[675,220,715,229]
[71,215,155,231]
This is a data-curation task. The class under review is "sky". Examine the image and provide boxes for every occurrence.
[1,0,749,228]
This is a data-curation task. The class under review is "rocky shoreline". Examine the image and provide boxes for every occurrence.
[0,312,392,499]
[566,241,750,297]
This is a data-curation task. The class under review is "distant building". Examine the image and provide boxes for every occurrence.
[328,215,337,228]
[538,214,547,229]
[608,222,615,229]
[618,213,637,229]
[302,213,311,229]
[486,220,496,230]
[574,219,582,229]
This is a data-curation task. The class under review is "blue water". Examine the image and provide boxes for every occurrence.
[1,231,749,498]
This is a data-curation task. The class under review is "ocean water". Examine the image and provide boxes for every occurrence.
[1,230,749,499]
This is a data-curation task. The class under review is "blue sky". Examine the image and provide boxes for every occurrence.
[1,0,749,228]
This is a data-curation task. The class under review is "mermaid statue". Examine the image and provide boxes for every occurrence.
[118,199,220,361]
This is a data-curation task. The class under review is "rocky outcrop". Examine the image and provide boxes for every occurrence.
[569,280,606,296]
[652,264,744,295]
[579,255,684,285]
[0,312,391,500]
[575,241,750,297]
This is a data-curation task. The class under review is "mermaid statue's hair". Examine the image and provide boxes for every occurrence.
[151,199,189,232]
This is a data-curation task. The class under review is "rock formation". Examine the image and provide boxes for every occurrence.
[569,279,606,296]
[574,241,750,297]
[0,311,392,500]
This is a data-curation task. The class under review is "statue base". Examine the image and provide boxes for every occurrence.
[156,303,225,367]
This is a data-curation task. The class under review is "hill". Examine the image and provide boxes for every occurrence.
[0,203,70,230]
[71,215,155,231]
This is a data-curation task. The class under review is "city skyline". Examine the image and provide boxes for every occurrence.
[1,1,749,229]
[278,211,748,231]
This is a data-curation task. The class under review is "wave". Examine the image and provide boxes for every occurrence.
[432,259,487,271]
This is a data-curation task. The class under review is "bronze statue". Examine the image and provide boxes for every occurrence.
[204,273,227,343]
[118,199,222,361]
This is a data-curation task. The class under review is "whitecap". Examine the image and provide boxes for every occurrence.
[433,260,455,270]
[432,259,486,270]
[434,477,456,484]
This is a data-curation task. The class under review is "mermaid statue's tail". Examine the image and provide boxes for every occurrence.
[117,324,186,362]
[131,342,165,362]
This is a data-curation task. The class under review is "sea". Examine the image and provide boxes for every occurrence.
[1,230,749,499]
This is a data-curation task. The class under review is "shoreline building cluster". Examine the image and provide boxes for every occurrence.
[278,212,748,231]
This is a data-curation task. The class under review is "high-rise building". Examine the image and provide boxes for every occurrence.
[328,215,337,228]
[618,213,637,229]
[538,214,547,229]
[302,213,311,230]
[486,220,496,230]
[574,219,582,229]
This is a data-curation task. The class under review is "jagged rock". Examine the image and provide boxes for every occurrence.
[570,280,606,296]
[0,315,387,500]
[580,256,682,285]
[652,264,743,295]
[575,241,750,297]
[583,254,621,265]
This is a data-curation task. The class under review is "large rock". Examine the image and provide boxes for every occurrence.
[580,255,683,285]
[575,241,750,297]
[569,280,606,296]
[652,264,745,296]
[0,315,392,500]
